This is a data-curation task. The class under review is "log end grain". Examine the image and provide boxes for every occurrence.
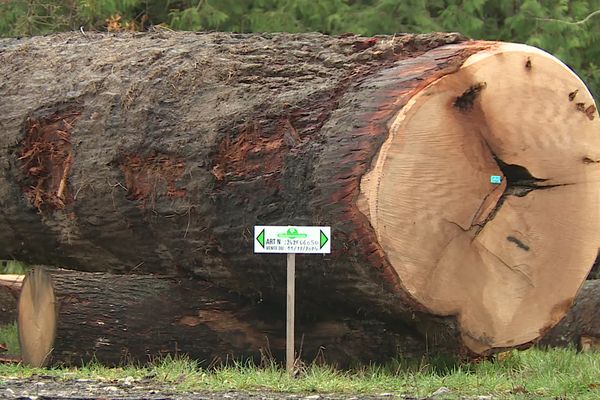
[359,43,600,354]
[18,268,57,367]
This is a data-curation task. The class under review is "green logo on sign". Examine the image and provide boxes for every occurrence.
[277,228,308,239]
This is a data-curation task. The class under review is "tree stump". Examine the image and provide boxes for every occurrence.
[0,32,598,358]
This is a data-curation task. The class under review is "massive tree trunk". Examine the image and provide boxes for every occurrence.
[17,268,425,367]
[0,31,599,358]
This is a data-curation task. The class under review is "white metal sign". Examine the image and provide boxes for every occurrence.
[254,226,331,254]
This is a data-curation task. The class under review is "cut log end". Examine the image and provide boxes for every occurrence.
[359,43,600,354]
[18,268,57,367]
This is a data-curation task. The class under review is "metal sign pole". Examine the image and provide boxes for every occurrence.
[286,252,295,374]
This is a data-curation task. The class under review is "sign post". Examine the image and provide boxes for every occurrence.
[254,226,331,374]
[286,252,295,374]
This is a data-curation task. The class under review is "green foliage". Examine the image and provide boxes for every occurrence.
[168,0,230,31]
[75,0,142,28]
[0,260,29,275]
[0,0,137,35]
[0,0,598,99]
[0,0,71,36]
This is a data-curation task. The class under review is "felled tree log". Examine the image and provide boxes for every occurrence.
[0,31,599,357]
[17,268,425,367]
[539,280,600,351]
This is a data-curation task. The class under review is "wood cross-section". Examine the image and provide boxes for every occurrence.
[360,43,600,353]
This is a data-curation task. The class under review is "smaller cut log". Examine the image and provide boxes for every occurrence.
[539,280,600,351]
[17,268,427,367]
[18,269,57,367]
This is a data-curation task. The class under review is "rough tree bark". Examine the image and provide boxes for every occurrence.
[17,268,425,367]
[12,271,600,366]
[0,31,599,359]
[0,286,17,325]
[0,275,20,325]
[538,280,600,351]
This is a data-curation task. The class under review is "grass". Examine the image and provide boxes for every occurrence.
[0,322,19,355]
[1,322,600,399]
[0,260,29,274]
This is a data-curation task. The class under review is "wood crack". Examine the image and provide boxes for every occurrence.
[470,136,571,236]
[479,246,535,288]
[493,157,570,197]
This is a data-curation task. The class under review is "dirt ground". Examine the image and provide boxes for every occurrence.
[0,374,433,400]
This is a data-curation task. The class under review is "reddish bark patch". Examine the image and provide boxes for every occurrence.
[19,110,80,212]
[352,37,379,51]
[211,121,286,181]
[119,154,186,208]
[177,315,202,327]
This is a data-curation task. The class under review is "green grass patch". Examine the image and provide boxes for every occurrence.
[0,348,598,398]
[0,260,29,274]
[0,319,599,399]
[0,322,19,355]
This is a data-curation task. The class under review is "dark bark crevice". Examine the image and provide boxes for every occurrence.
[539,280,600,349]
[587,249,600,279]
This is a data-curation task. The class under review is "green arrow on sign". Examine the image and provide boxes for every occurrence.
[257,229,265,248]
[320,230,328,249]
